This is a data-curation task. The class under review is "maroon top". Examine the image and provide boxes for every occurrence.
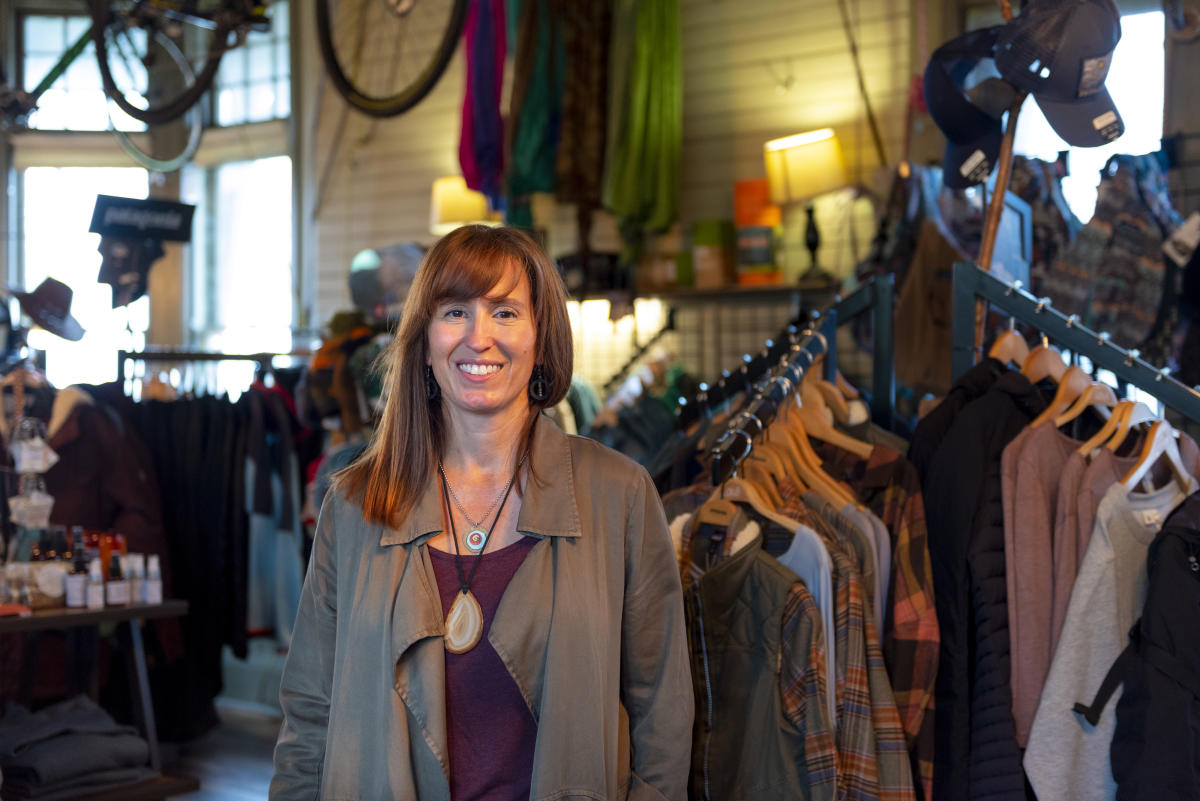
[429,537,539,801]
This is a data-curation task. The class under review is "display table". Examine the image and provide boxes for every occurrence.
[0,600,200,798]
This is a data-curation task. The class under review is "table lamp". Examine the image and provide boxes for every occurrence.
[430,176,495,236]
[763,128,848,280]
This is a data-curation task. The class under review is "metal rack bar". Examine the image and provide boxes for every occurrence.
[830,274,896,429]
[951,261,1200,424]
[117,349,278,383]
[710,322,831,485]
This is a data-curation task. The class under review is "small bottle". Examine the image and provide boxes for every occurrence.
[65,546,88,608]
[143,555,163,604]
[105,553,130,606]
[86,558,105,610]
[58,527,73,563]
[125,554,145,605]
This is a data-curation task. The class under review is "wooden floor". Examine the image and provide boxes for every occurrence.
[166,703,280,800]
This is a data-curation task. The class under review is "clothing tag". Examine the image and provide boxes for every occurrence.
[1163,211,1200,267]
[959,149,989,182]
[12,438,59,474]
[1136,509,1163,529]
[1079,54,1111,97]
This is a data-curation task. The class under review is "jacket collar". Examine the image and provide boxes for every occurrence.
[381,414,582,547]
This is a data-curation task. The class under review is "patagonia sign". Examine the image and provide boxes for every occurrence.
[89,195,195,242]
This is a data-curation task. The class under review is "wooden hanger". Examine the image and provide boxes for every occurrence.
[1029,365,1092,428]
[1053,380,1117,427]
[988,324,1030,369]
[796,372,873,459]
[836,370,861,399]
[1022,336,1067,385]
[1077,399,1132,456]
[1121,419,1193,493]
[815,378,853,426]
[771,400,858,507]
[1106,400,1156,453]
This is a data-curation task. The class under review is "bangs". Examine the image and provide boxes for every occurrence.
[428,244,523,305]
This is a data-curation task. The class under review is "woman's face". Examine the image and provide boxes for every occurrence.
[426,263,538,427]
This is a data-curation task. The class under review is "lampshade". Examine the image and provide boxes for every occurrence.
[430,176,492,236]
[763,128,848,205]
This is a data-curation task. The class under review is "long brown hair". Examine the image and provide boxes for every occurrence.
[337,225,573,528]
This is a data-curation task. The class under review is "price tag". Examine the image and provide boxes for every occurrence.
[1163,211,1200,267]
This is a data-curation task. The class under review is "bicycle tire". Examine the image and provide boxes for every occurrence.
[109,30,204,173]
[89,0,227,127]
[316,0,469,118]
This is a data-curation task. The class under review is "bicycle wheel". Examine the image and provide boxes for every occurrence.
[316,0,469,118]
[90,0,227,126]
[109,30,205,173]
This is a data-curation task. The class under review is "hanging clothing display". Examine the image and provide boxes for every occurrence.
[601,0,682,266]
[1024,478,1197,801]
[459,0,507,206]
[1108,491,1200,800]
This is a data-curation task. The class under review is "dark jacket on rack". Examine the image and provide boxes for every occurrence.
[923,371,1045,801]
[1110,490,1200,800]
[909,357,1005,486]
[45,402,167,571]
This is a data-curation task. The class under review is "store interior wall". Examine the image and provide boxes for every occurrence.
[296,0,915,330]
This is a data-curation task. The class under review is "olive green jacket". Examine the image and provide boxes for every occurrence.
[270,416,693,800]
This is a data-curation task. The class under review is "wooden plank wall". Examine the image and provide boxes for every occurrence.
[297,0,913,333]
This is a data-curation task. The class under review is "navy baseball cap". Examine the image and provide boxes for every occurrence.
[925,26,1019,188]
[995,0,1124,147]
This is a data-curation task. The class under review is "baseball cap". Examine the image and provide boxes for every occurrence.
[995,0,1125,147]
[925,26,1019,188]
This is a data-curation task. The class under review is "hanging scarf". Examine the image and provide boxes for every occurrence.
[459,0,507,208]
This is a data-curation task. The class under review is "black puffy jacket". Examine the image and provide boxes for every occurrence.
[922,371,1045,801]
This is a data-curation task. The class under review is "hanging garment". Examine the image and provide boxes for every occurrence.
[504,0,564,227]
[601,0,682,267]
[816,442,939,801]
[1006,156,1081,294]
[553,0,611,253]
[923,370,1045,801]
[1109,490,1200,800]
[1023,478,1197,801]
[682,514,837,801]
[1002,419,1109,746]
[894,221,971,397]
[1041,154,1178,350]
[1049,434,1200,651]
[459,0,507,206]
[909,357,1006,486]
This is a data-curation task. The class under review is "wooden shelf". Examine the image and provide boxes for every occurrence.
[73,773,200,800]
[0,600,189,634]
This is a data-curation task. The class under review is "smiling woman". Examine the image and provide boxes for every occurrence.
[270,225,693,801]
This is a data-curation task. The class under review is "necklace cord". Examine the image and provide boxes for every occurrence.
[439,458,523,595]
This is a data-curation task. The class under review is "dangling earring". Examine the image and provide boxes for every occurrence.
[529,366,549,403]
[425,365,440,401]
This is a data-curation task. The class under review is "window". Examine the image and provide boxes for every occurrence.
[213,0,290,126]
[1012,11,1165,221]
[21,13,145,132]
[20,167,150,388]
[186,155,294,363]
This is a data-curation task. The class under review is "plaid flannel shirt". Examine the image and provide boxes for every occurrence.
[778,479,915,801]
[815,442,939,801]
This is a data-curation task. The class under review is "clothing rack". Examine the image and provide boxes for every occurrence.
[675,308,837,430]
[599,307,678,396]
[829,274,896,430]
[950,260,1200,425]
[117,349,295,383]
[708,320,833,485]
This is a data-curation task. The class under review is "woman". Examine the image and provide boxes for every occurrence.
[270,225,693,800]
